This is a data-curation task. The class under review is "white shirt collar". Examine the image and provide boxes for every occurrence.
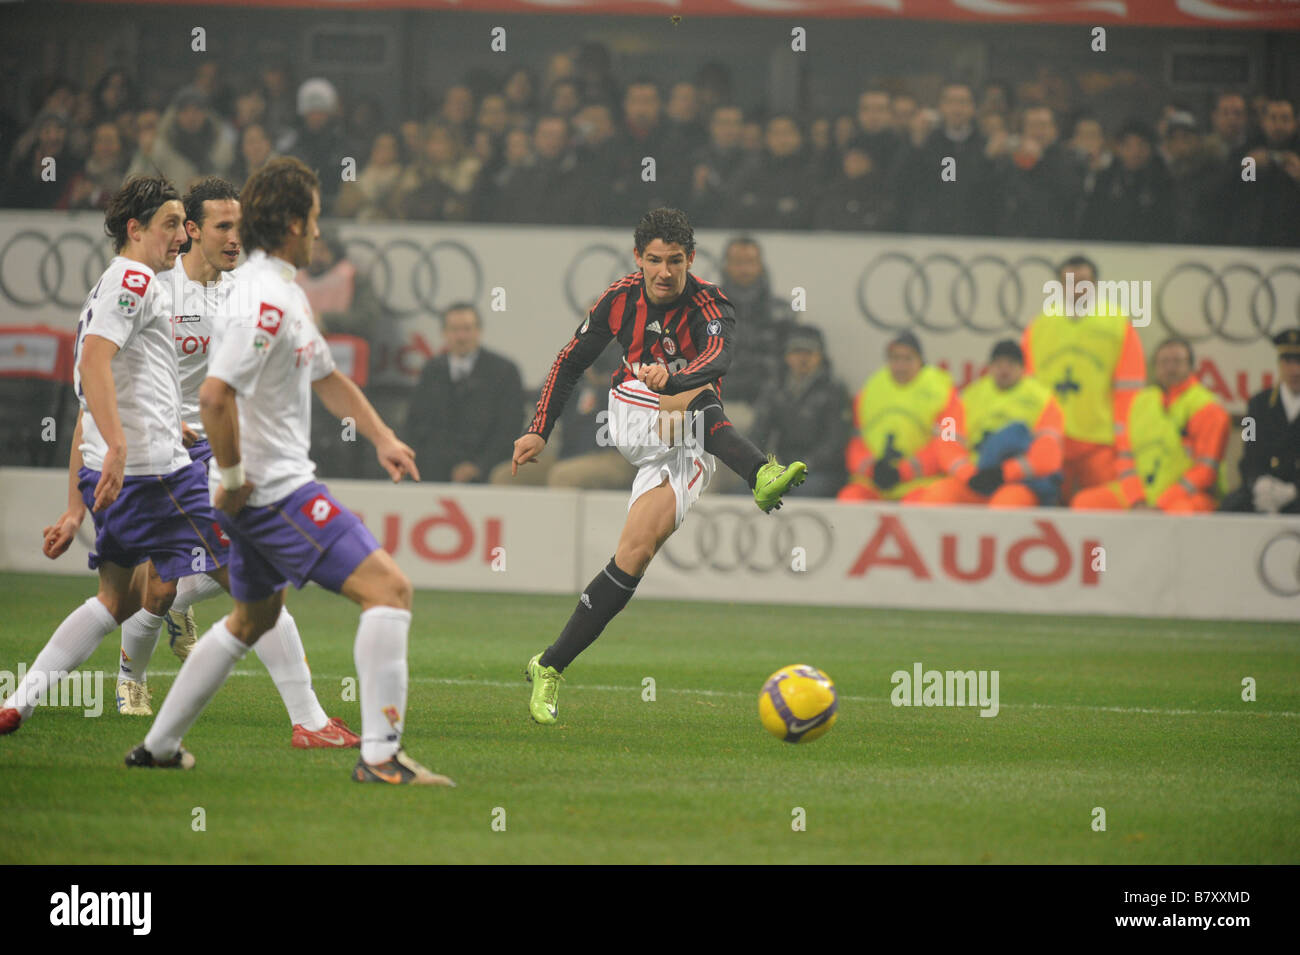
[1280,382,1300,423]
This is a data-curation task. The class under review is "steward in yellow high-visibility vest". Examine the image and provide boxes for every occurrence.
[912,339,1065,508]
[1073,338,1229,512]
[1021,256,1146,503]
[839,331,965,502]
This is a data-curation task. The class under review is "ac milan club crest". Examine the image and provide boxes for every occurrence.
[662,337,677,356]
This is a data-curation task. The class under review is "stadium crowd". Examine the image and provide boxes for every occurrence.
[2,47,1297,516]
[3,50,1299,245]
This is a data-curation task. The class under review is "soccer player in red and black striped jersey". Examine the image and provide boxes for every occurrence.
[511,208,806,724]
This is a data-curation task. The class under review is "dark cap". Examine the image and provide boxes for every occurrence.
[1274,328,1300,357]
[887,330,923,360]
[989,338,1023,364]
[785,325,824,354]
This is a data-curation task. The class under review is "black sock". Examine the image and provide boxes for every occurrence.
[687,391,767,489]
[539,558,640,672]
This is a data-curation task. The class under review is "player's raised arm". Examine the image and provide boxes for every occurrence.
[526,297,618,442]
[313,367,419,482]
[514,292,619,475]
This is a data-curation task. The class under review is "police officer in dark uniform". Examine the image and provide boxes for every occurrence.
[1219,328,1300,514]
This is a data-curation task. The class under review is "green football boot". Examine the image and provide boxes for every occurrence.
[753,455,807,513]
[524,653,562,724]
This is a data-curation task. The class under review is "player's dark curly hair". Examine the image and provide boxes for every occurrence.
[103,175,180,253]
[634,207,695,256]
[239,156,319,254]
[184,176,239,228]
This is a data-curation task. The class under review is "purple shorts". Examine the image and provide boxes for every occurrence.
[78,461,228,581]
[188,438,213,466]
[215,480,379,603]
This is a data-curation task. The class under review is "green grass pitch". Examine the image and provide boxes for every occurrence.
[0,571,1296,864]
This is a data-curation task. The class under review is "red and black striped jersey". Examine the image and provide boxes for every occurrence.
[528,271,736,440]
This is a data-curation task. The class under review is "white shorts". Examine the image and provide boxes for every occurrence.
[607,381,715,529]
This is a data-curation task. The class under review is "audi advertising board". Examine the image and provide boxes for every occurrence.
[2,467,1293,620]
[1,212,1289,409]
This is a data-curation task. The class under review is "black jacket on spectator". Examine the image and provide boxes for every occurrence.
[719,272,796,403]
[611,124,690,221]
[852,130,903,174]
[1206,149,1300,247]
[405,348,524,482]
[812,169,895,232]
[1078,156,1176,242]
[1219,384,1300,513]
[688,143,755,228]
[996,142,1081,238]
[891,127,999,235]
[285,120,348,205]
[489,153,591,224]
[728,151,816,230]
[750,362,851,495]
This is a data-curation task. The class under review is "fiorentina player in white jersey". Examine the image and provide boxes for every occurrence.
[130,158,451,784]
[97,176,358,749]
[0,176,222,737]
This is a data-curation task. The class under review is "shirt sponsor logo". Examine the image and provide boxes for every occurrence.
[257,303,284,335]
[174,314,202,324]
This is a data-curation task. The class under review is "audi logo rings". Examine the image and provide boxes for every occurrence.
[661,506,833,574]
[1156,262,1300,344]
[565,243,721,316]
[857,251,1058,334]
[341,235,483,317]
[1257,529,1300,598]
[0,229,110,310]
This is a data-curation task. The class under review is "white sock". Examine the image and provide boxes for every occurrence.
[353,606,411,764]
[253,608,329,730]
[118,609,164,684]
[144,618,248,759]
[173,572,224,615]
[3,596,117,720]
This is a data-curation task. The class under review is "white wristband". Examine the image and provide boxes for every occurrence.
[219,462,245,491]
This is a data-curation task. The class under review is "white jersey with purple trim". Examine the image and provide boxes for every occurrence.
[156,252,238,441]
[73,255,190,476]
[207,249,336,507]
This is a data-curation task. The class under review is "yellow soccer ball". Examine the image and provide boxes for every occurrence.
[758,664,838,743]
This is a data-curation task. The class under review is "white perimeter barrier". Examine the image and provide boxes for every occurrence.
[1,468,1295,621]
[1,213,1292,411]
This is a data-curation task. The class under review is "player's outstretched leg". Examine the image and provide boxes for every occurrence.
[683,390,805,513]
[525,481,672,724]
[2,564,140,735]
[343,550,453,786]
